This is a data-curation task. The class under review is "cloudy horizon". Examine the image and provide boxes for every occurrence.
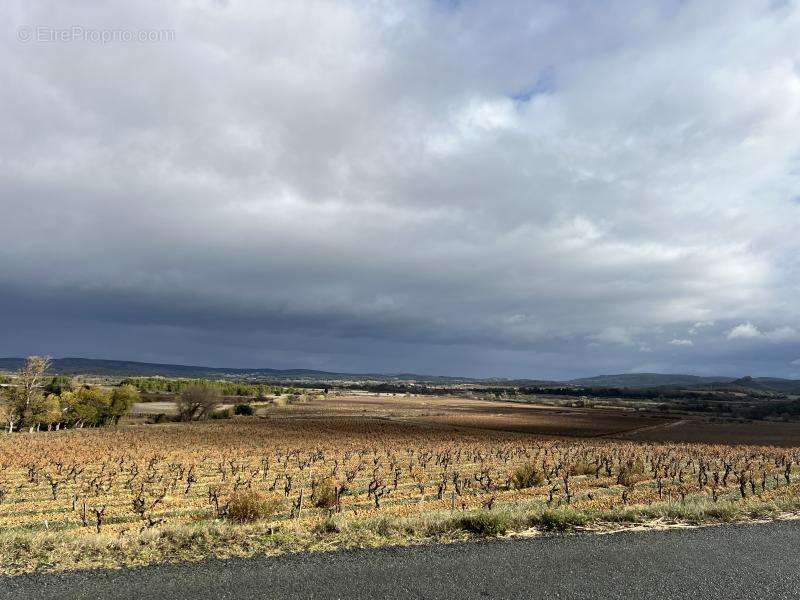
[1,1,799,379]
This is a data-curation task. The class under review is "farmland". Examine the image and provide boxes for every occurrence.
[2,394,800,574]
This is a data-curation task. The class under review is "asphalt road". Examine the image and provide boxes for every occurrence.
[3,521,799,600]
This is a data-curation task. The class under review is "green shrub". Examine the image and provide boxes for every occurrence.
[211,408,233,420]
[707,503,741,521]
[510,463,544,489]
[313,515,346,534]
[532,508,589,531]
[456,511,511,536]
[355,515,397,536]
[234,403,254,416]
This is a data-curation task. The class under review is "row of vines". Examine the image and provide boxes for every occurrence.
[1,419,798,536]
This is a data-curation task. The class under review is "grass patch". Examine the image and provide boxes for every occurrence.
[530,508,590,531]
[2,495,800,575]
[454,511,513,535]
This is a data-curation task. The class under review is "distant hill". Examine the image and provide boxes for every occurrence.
[567,373,800,395]
[703,376,800,395]
[568,373,736,388]
[0,357,473,382]
[1,358,798,394]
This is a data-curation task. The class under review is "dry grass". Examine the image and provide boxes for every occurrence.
[510,463,544,489]
[3,494,800,575]
[226,490,284,523]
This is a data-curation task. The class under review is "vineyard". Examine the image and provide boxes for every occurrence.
[2,416,800,573]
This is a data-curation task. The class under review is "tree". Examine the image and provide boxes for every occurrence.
[24,393,55,432]
[58,390,76,425]
[177,384,221,421]
[17,356,51,417]
[46,375,73,395]
[0,388,23,433]
[68,387,111,427]
[109,384,139,424]
[5,384,137,431]
[38,394,63,430]
[234,403,254,416]
[0,401,10,433]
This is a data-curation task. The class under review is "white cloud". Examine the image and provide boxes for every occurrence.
[791,358,800,366]
[669,339,694,347]
[688,321,715,335]
[726,323,799,343]
[727,323,765,340]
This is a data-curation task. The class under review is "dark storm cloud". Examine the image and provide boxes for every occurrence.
[1,0,799,378]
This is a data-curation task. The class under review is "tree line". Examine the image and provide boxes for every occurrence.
[123,377,297,398]
[0,357,139,433]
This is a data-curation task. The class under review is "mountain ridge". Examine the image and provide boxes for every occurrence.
[567,373,737,388]
[0,357,473,382]
[1,358,798,393]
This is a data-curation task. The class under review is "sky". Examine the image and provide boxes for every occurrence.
[1,1,799,379]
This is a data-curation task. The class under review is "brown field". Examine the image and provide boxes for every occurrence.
[315,394,800,445]
[133,393,672,436]
[132,392,800,446]
[2,393,800,574]
[288,393,671,438]
[616,418,800,446]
